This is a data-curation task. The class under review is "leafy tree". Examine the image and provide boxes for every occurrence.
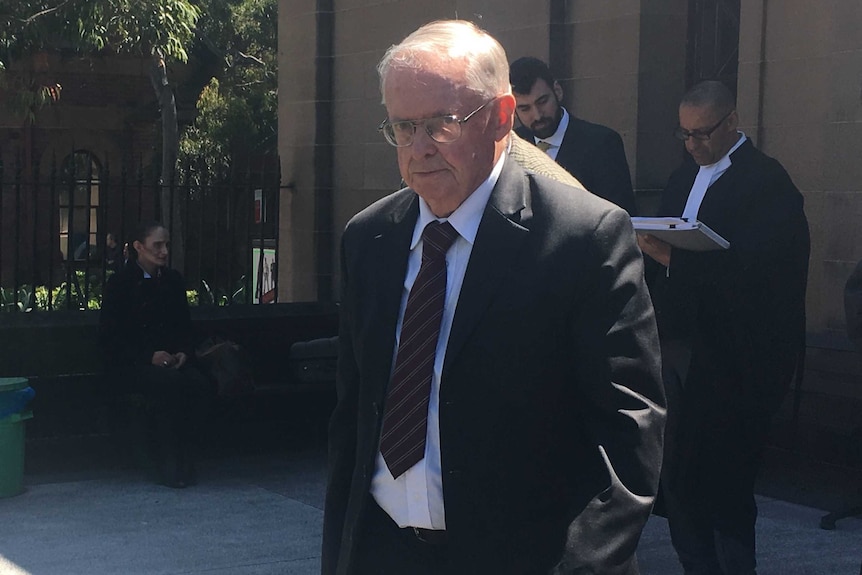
[1,0,201,273]
[1,0,276,288]
[0,0,200,121]
[177,0,277,299]
[180,0,278,182]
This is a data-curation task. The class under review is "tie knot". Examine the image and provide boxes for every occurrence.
[422,221,459,259]
[536,140,553,152]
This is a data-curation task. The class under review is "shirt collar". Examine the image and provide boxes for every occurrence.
[700,131,747,172]
[534,107,569,149]
[136,261,162,279]
[412,151,506,249]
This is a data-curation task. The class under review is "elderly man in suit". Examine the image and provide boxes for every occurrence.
[510,56,637,214]
[640,81,810,575]
[323,20,665,575]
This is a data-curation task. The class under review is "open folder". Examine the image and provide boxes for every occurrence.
[631,217,730,251]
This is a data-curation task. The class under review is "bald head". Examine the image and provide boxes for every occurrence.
[680,80,736,118]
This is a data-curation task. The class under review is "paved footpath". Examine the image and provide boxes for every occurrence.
[0,442,860,575]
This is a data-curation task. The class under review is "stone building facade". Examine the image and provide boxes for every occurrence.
[278,1,862,447]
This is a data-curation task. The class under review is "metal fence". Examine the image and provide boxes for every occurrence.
[0,149,281,312]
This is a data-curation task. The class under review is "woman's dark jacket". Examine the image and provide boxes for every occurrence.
[99,263,195,369]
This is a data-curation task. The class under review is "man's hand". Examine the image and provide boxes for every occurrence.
[637,233,672,267]
[152,351,176,368]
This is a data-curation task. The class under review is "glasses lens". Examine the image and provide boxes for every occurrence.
[380,123,397,146]
[388,121,416,147]
[427,116,461,144]
[673,128,709,141]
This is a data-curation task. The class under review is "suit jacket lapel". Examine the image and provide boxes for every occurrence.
[694,140,754,230]
[555,117,582,174]
[366,192,419,403]
[444,159,531,368]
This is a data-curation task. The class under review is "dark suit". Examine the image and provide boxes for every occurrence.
[516,116,636,214]
[100,263,213,486]
[648,139,809,573]
[845,259,862,353]
[323,158,665,575]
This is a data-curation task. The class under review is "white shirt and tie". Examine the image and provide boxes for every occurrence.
[369,152,506,530]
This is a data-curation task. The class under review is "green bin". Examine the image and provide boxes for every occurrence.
[0,377,32,498]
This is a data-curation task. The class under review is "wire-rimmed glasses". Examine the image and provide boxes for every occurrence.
[673,109,734,141]
[378,99,496,147]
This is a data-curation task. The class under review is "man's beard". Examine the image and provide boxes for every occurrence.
[530,107,563,139]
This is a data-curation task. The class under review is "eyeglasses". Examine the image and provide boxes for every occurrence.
[673,109,734,141]
[378,99,495,147]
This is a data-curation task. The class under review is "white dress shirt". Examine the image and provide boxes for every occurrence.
[534,107,570,161]
[681,132,747,221]
[370,152,507,530]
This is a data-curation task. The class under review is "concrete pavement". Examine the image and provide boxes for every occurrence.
[1,425,860,574]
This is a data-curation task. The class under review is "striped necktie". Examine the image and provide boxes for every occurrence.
[379,220,459,479]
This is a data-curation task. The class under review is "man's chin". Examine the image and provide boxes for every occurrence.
[530,123,555,139]
[409,169,448,184]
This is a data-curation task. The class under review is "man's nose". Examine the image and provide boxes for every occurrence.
[519,108,538,126]
[685,138,701,153]
[410,126,438,157]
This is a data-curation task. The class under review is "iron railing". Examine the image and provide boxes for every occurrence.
[0,149,281,312]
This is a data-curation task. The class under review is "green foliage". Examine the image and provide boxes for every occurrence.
[1,271,104,311]
[194,276,248,306]
[0,1,200,65]
[1,272,247,312]
[179,0,277,183]
[0,285,34,312]
[1,0,200,121]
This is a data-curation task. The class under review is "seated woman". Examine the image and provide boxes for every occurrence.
[99,221,213,488]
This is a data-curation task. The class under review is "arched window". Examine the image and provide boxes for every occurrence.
[59,151,101,261]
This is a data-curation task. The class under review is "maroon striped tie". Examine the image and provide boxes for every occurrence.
[380,220,459,479]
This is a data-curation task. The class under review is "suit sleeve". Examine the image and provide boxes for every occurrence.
[845,259,862,353]
[553,209,666,574]
[322,231,360,575]
[168,271,196,357]
[588,130,637,215]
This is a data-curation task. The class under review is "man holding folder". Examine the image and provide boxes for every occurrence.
[640,81,809,575]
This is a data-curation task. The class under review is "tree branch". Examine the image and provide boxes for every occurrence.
[235,50,265,67]
[20,0,72,24]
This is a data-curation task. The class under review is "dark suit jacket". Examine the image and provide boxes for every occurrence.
[516,116,636,214]
[99,263,195,369]
[649,139,810,418]
[844,259,862,353]
[323,158,665,575]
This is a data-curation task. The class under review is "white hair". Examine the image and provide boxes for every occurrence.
[377,20,511,103]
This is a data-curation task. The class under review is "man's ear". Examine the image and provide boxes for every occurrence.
[494,94,516,139]
[132,240,144,254]
[727,109,739,131]
[553,81,564,103]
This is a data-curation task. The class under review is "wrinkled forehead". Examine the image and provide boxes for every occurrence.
[383,62,477,119]
[383,54,469,96]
